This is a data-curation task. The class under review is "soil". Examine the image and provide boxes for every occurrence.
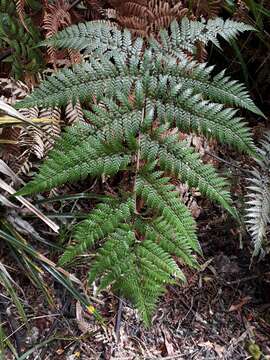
[1,206,270,359]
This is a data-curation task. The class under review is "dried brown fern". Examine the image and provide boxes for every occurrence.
[83,0,107,20]
[192,0,224,19]
[107,0,188,37]
[65,101,84,124]
[15,0,28,30]
[15,0,50,30]
[43,0,74,66]
[232,1,249,22]
[0,78,61,176]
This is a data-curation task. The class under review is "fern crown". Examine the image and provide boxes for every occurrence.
[16,17,261,324]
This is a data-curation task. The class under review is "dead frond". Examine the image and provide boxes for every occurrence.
[43,0,73,65]
[15,0,28,30]
[193,0,224,19]
[107,0,188,37]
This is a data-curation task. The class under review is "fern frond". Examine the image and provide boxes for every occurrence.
[150,76,256,153]
[44,16,254,69]
[137,238,185,281]
[15,53,134,108]
[158,60,263,117]
[150,17,254,56]
[140,134,236,217]
[136,168,200,253]
[17,152,131,196]
[60,198,135,265]
[16,125,132,195]
[16,45,262,120]
[43,0,72,64]
[88,224,186,324]
[246,169,270,257]
[245,132,270,257]
[88,225,136,284]
[41,21,119,53]
[145,220,199,268]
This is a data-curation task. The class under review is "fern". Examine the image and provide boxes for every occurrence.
[0,0,43,79]
[16,18,261,324]
[245,132,270,258]
[43,17,254,60]
[150,17,254,56]
[20,18,262,117]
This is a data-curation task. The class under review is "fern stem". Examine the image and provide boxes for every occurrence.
[204,150,248,174]
[133,102,146,214]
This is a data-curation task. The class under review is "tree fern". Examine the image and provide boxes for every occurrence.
[16,18,261,324]
[245,132,270,258]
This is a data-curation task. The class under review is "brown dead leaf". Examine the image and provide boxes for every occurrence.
[198,341,225,358]
[161,327,175,356]
[228,296,252,312]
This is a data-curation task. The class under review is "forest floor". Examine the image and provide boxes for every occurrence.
[2,201,270,360]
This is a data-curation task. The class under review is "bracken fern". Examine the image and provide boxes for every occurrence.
[16,17,261,324]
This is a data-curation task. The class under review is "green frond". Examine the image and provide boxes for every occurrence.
[150,17,254,58]
[16,32,262,120]
[136,168,200,253]
[43,17,253,62]
[84,212,191,325]
[157,60,263,116]
[16,106,141,196]
[16,146,131,196]
[41,21,117,51]
[137,238,186,282]
[60,198,135,265]
[115,263,160,326]
[88,225,136,285]
[145,220,199,268]
[141,134,236,217]
[90,242,158,325]
[207,70,264,117]
[151,82,256,154]
[42,20,144,60]
[15,56,128,108]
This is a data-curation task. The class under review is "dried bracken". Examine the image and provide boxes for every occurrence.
[15,0,27,30]
[43,0,73,65]
[192,0,224,19]
[0,78,61,176]
[107,0,188,37]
